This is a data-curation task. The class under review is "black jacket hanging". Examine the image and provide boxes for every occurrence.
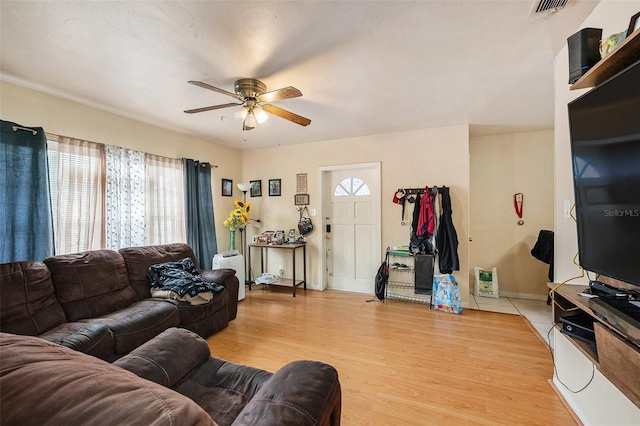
[531,230,554,281]
[435,186,459,273]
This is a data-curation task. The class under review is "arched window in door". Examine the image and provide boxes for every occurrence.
[333,177,371,197]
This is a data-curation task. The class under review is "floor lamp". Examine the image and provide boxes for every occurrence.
[237,183,251,285]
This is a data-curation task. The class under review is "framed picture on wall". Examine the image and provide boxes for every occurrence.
[222,179,233,197]
[250,180,262,197]
[294,194,310,205]
[268,179,281,196]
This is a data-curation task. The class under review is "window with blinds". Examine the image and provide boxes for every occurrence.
[47,137,186,254]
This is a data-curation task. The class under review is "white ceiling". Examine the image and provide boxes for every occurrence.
[0,1,597,150]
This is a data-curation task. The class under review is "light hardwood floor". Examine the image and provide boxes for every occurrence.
[206,286,576,425]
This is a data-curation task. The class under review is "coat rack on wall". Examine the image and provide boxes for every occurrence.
[396,186,442,195]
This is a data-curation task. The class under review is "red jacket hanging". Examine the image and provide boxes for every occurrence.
[417,186,435,237]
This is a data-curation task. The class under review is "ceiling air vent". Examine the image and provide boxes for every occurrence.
[529,0,568,17]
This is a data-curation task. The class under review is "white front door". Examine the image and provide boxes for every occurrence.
[324,164,380,293]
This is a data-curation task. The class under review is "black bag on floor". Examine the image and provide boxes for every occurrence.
[374,250,390,302]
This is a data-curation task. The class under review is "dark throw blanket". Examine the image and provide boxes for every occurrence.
[148,258,224,298]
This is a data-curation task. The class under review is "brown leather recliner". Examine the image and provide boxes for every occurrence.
[114,328,342,425]
[1,328,342,426]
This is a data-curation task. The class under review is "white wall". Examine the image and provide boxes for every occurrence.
[470,130,554,299]
[1,80,243,251]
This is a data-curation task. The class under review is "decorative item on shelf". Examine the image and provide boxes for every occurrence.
[600,31,627,58]
[223,199,250,251]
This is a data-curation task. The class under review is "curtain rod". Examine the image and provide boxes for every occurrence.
[45,132,218,168]
[13,125,37,135]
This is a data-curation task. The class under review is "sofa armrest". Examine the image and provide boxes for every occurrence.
[232,360,341,426]
[113,328,210,388]
[199,268,235,284]
[200,268,239,320]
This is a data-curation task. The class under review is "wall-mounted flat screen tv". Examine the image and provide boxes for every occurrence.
[568,59,640,288]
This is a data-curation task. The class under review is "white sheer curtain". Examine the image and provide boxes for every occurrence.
[49,137,105,254]
[48,137,186,253]
[145,153,185,245]
[105,145,146,249]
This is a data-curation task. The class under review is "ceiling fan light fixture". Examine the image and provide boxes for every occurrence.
[244,112,257,128]
[234,106,249,122]
[254,105,269,124]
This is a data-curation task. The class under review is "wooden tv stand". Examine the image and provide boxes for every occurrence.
[549,283,640,412]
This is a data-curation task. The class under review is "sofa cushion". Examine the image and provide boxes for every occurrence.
[176,357,273,425]
[40,322,115,361]
[0,333,215,426]
[0,261,67,335]
[119,243,198,300]
[81,299,180,355]
[44,250,138,321]
[114,327,211,388]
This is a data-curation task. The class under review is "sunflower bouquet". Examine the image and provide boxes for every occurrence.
[223,199,251,232]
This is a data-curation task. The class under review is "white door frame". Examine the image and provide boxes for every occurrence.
[317,162,381,291]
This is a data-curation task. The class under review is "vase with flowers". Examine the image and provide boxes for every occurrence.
[223,199,251,251]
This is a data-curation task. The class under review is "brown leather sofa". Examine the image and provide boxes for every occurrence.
[119,243,238,337]
[1,328,342,426]
[0,244,239,361]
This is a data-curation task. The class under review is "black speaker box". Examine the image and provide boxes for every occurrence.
[567,28,602,84]
[414,253,434,295]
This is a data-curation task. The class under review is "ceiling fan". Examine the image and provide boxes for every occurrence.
[184,78,311,131]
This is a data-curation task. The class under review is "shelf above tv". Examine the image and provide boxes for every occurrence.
[571,28,640,90]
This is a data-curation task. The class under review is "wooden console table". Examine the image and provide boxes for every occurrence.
[247,243,307,297]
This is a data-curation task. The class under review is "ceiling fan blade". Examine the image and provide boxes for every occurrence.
[243,123,255,131]
[188,81,240,99]
[258,86,302,103]
[262,104,311,127]
[184,103,239,114]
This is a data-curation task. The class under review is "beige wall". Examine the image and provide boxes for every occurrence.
[2,80,473,303]
[1,80,243,250]
[241,125,471,302]
[553,1,640,285]
[470,130,554,299]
